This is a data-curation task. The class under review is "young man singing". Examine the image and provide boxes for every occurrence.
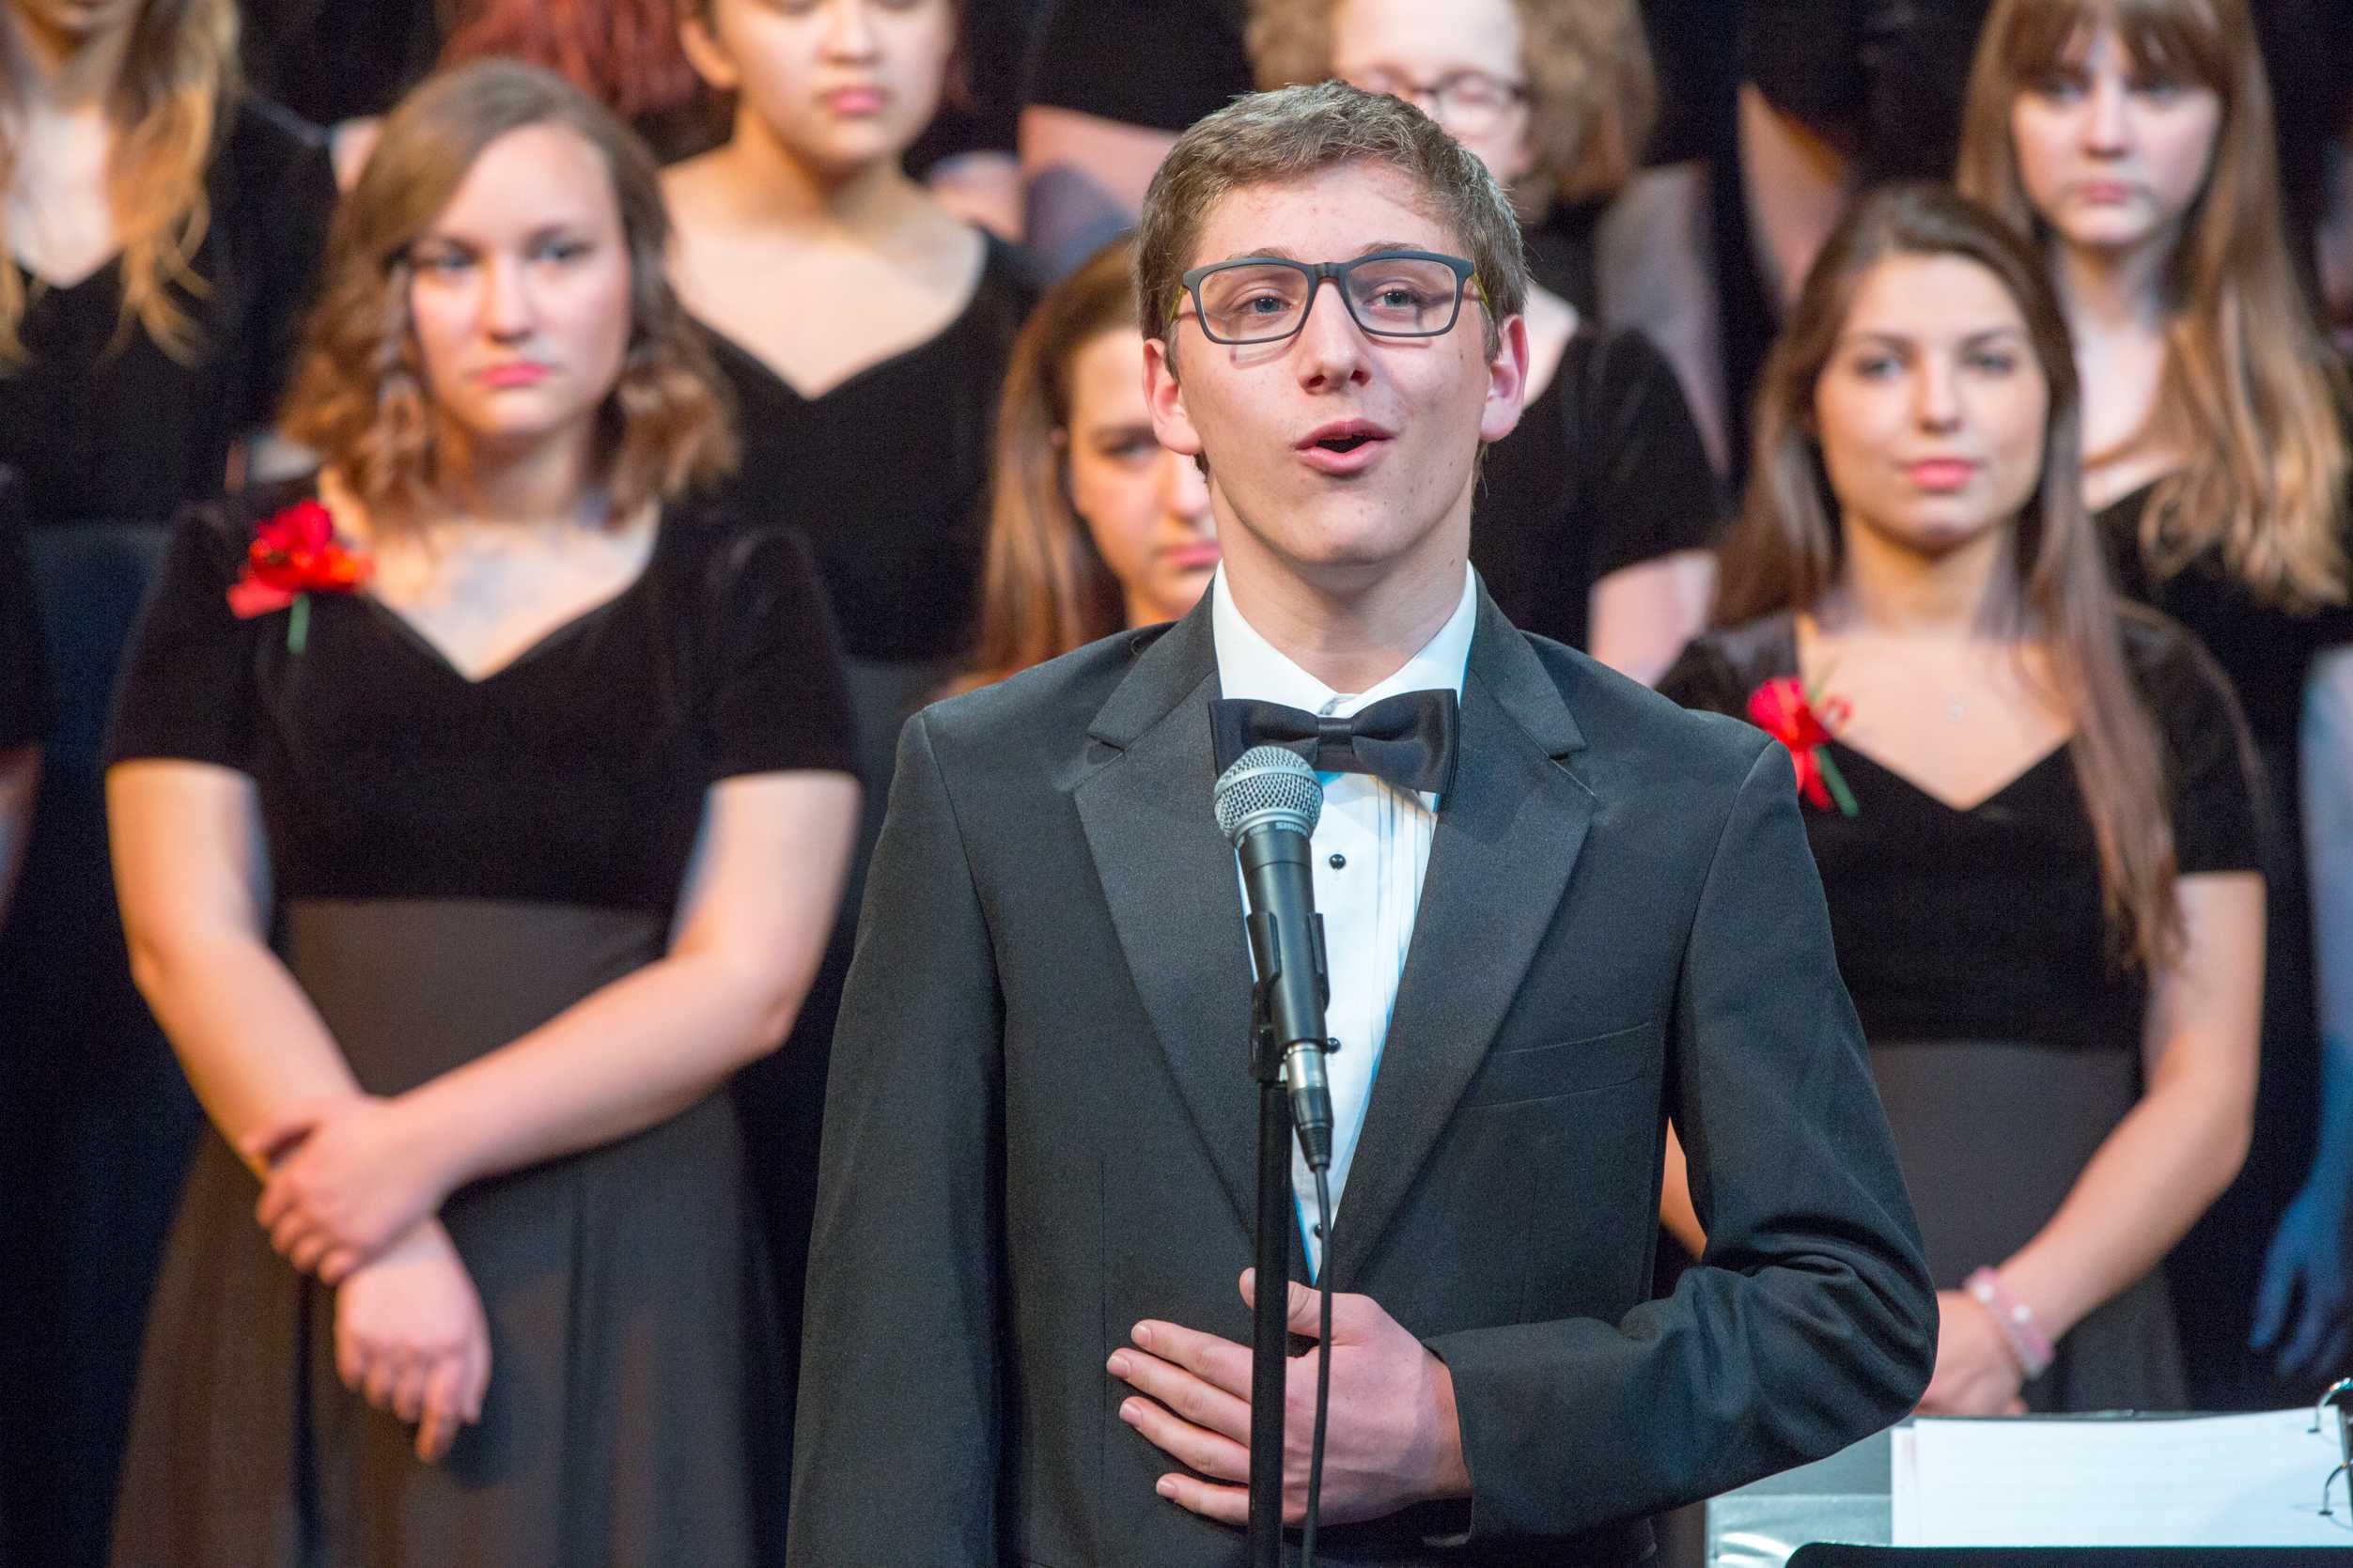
[787,82,1936,1567]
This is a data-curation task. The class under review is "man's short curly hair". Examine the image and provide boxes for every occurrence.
[1133,81,1529,366]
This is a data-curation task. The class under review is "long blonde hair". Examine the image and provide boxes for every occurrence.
[0,0,241,365]
[1956,0,2350,611]
[1722,184,2184,969]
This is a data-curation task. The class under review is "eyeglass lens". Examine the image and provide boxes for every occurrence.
[1194,257,1464,344]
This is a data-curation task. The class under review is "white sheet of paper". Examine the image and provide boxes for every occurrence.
[1893,1409,2353,1546]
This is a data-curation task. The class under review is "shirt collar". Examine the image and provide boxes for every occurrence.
[1209,562,1477,719]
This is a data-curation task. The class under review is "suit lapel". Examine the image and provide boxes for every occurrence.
[1323,594,1596,1289]
[1073,598,1261,1232]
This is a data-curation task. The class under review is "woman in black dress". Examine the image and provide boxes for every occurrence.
[960,236,1218,691]
[1245,0,1719,681]
[1958,0,2353,1405]
[1663,184,2263,1414]
[0,2,335,1558]
[103,62,857,1562]
[662,0,1038,1364]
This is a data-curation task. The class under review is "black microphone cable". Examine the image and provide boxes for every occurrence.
[1301,1167,1334,1568]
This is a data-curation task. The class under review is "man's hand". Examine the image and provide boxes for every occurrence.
[1917,1289,2028,1416]
[247,1093,454,1283]
[1108,1268,1472,1529]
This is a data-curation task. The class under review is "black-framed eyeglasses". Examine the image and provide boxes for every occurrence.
[1176,251,1484,347]
[1351,69,1530,136]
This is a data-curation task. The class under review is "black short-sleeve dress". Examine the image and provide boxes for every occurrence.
[696,229,1037,1421]
[0,95,335,1568]
[1660,610,2262,1412]
[2098,485,2353,1409]
[1472,327,1720,652]
[102,479,854,1565]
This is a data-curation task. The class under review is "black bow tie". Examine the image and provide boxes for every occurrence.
[1209,690,1460,796]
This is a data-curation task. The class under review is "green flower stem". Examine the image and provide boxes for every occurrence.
[1817,750,1860,817]
[288,593,311,655]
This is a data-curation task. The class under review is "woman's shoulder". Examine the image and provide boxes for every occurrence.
[2115,605,2248,731]
[213,94,333,194]
[173,474,325,561]
[1656,612,1800,715]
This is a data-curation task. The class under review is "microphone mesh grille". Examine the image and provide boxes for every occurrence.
[1212,745,1323,843]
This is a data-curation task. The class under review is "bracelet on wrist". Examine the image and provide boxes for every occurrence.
[1965,1266,2055,1381]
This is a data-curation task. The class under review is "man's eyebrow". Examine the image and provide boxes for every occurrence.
[1207,240,1438,266]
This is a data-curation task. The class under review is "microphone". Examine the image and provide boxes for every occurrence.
[1212,745,1334,1172]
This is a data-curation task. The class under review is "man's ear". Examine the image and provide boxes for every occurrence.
[678,12,740,94]
[1477,312,1532,445]
[1144,336,1206,460]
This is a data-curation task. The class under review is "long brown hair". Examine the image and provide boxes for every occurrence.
[0,0,240,365]
[1956,0,2350,611]
[282,61,733,531]
[961,237,1140,691]
[1721,182,2183,968]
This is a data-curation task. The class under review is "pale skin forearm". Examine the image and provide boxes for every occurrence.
[110,762,365,1174]
[1019,106,1177,272]
[1587,551,1716,689]
[1737,85,1856,314]
[1595,163,1730,473]
[386,771,860,1196]
[1659,1122,1705,1257]
[1998,874,2264,1339]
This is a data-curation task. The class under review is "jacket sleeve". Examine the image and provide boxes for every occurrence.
[786,710,1007,1565]
[1425,736,1937,1544]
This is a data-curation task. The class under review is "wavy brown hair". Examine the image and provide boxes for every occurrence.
[1246,0,1656,208]
[0,0,240,365]
[1956,0,2350,611]
[283,60,733,529]
[1721,183,2185,968]
[961,237,1138,691]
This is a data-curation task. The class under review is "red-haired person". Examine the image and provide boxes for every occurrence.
[0,2,335,1560]
[102,63,856,1563]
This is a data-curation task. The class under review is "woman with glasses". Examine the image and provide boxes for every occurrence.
[1247,0,1720,683]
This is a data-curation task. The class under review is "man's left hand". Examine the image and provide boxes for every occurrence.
[1108,1268,1472,1528]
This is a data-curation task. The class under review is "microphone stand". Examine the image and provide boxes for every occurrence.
[1245,937,1292,1568]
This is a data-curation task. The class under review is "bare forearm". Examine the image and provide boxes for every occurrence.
[2000,1068,2251,1340]
[128,928,362,1173]
[1737,85,1854,313]
[402,947,807,1193]
[1596,164,1729,472]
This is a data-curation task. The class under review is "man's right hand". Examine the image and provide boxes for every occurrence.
[334,1219,491,1462]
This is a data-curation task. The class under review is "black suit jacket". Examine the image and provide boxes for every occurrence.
[787,586,1936,1566]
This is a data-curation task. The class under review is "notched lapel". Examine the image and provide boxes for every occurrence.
[1073,600,1260,1232]
[1324,602,1595,1289]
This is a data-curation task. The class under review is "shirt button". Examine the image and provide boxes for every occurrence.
[1328,852,1347,870]
[1310,1222,1324,1239]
